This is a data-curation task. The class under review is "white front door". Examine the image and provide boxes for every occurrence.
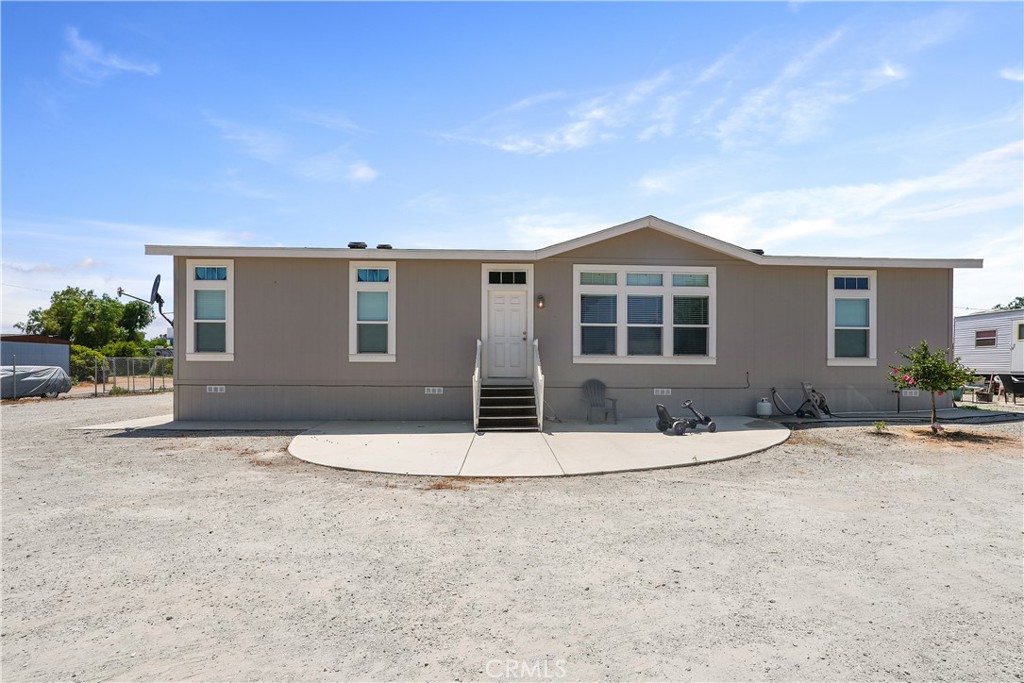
[488,291,527,377]
[1012,318,1024,374]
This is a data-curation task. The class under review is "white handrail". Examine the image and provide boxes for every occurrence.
[533,338,545,432]
[472,339,482,431]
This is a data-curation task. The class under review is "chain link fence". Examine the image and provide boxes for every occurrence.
[92,356,174,396]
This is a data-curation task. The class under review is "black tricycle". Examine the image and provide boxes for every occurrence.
[655,400,717,435]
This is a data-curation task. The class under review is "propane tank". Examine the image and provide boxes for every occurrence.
[756,397,772,418]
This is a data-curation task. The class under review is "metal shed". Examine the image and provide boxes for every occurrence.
[0,335,72,373]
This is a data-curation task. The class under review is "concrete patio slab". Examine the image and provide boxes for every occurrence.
[457,431,564,477]
[546,416,767,474]
[295,421,476,477]
[288,416,790,477]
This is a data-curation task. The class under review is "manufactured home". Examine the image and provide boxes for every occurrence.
[146,216,982,426]
[953,308,1024,376]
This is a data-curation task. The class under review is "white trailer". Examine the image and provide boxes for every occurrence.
[953,308,1024,375]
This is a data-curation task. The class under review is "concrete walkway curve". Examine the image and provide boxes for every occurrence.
[288,416,790,477]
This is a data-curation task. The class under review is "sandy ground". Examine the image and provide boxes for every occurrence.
[2,394,1022,682]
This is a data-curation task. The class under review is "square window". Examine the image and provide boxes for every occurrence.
[195,290,226,320]
[581,294,616,324]
[835,329,869,357]
[357,324,388,353]
[627,327,662,355]
[673,328,708,355]
[835,299,869,327]
[627,296,662,324]
[581,326,616,355]
[195,322,226,353]
[673,296,709,325]
[357,291,389,321]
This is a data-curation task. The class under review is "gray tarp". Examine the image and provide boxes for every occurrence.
[1,366,72,399]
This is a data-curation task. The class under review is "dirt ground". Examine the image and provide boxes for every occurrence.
[2,394,1022,682]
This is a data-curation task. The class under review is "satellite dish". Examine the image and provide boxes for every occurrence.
[116,274,173,327]
[149,274,161,305]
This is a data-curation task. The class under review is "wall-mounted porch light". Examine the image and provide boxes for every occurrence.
[536,295,545,309]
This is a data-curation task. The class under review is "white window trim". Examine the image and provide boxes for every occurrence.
[572,264,716,365]
[827,269,876,367]
[185,259,234,362]
[349,261,396,363]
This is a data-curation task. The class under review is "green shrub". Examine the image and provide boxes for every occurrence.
[98,340,148,358]
[69,344,105,382]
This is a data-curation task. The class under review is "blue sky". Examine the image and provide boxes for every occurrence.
[3,1,1022,337]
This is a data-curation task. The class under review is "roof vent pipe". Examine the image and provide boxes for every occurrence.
[748,248,765,255]
[376,244,392,249]
[347,241,367,249]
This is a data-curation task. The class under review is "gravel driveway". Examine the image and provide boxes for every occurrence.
[2,394,1021,682]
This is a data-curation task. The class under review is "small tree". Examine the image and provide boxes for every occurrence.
[888,340,975,432]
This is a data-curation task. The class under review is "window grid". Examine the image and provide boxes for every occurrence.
[827,270,876,365]
[186,259,233,361]
[573,265,715,363]
[349,262,396,362]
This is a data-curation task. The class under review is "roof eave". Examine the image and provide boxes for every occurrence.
[760,255,984,269]
[145,245,540,261]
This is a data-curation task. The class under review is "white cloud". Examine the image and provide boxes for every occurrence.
[999,67,1024,82]
[503,213,610,248]
[861,62,907,90]
[687,141,1022,251]
[347,162,378,183]
[712,29,849,147]
[60,27,159,84]
[454,71,678,155]
[3,257,105,275]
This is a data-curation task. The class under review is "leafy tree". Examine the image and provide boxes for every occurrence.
[888,340,976,432]
[15,286,155,349]
[71,295,125,349]
[15,287,89,339]
[993,296,1024,311]
[120,300,154,341]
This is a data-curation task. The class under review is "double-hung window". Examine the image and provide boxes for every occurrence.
[573,265,716,364]
[974,330,997,348]
[349,262,396,362]
[186,260,234,361]
[827,270,876,366]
